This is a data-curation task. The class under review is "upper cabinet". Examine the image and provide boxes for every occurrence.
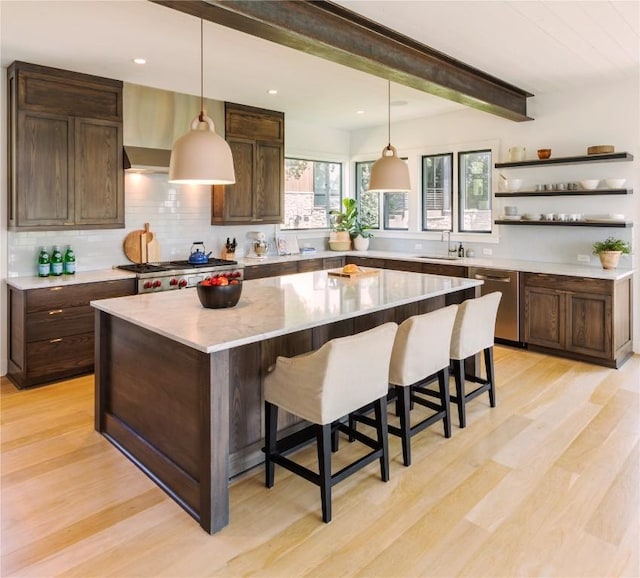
[7,61,124,230]
[212,103,284,225]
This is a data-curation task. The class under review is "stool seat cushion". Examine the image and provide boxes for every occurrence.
[264,322,398,425]
[389,305,458,387]
[450,292,502,360]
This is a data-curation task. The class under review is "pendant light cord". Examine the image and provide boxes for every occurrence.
[199,18,204,122]
[387,79,391,149]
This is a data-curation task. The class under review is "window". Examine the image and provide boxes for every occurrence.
[356,160,409,230]
[282,158,342,230]
[421,153,453,231]
[458,150,492,232]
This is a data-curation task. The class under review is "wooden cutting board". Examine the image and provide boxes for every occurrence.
[328,267,380,278]
[123,223,154,263]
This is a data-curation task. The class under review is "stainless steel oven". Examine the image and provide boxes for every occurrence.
[468,267,520,343]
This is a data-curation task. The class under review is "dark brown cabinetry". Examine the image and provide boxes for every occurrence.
[243,257,345,280]
[522,273,632,367]
[8,279,136,388]
[7,61,124,230]
[212,103,284,225]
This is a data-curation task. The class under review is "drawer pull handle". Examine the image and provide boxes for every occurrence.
[49,309,64,315]
[49,287,63,292]
[49,338,63,343]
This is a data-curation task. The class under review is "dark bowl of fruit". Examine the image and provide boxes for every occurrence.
[196,277,242,309]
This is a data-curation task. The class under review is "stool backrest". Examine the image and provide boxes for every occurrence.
[450,291,502,360]
[389,305,458,386]
[322,322,398,423]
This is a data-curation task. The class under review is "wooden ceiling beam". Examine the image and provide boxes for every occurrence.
[151,0,533,122]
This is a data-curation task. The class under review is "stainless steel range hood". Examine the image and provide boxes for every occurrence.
[123,83,225,174]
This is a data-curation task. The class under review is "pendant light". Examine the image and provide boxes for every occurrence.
[368,80,411,192]
[169,19,235,185]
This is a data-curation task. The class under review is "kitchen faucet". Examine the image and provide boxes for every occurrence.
[442,231,457,255]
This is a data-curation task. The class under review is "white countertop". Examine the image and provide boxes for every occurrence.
[5,268,136,290]
[6,249,633,291]
[239,250,634,281]
[91,269,481,354]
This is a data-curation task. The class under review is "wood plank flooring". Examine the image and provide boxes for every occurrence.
[1,346,638,577]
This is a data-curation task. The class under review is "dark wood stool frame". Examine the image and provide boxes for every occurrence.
[450,346,496,428]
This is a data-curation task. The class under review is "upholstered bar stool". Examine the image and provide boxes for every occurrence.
[387,305,458,466]
[449,291,502,428]
[263,322,398,523]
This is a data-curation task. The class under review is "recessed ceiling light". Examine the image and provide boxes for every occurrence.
[267,89,278,95]
[356,110,365,115]
[133,58,147,65]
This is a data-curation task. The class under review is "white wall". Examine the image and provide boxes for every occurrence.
[351,75,639,351]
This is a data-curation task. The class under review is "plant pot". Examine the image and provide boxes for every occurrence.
[329,231,351,251]
[352,235,370,251]
[598,251,621,269]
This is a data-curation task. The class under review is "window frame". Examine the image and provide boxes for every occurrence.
[421,152,454,233]
[457,149,492,234]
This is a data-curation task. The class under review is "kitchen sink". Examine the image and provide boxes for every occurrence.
[416,255,462,261]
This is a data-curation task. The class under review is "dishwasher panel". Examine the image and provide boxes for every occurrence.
[468,267,520,343]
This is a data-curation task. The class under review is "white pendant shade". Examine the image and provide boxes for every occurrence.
[368,144,411,192]
[169,114,236,185]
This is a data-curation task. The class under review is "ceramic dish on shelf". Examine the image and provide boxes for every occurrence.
[501,215,522,221]
[521,214,541,221]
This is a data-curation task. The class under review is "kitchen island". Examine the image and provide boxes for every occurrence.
[91,268,481,533]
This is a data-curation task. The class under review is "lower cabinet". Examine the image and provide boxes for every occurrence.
[523,273,632,367]
[244,257,345,280]
[7,279,136,388]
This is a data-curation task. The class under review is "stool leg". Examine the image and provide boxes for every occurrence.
[375,396,390,481]
[397,386,411,467]
[453,359,467,428]
[317,424,332,523]
[485,346,496,407]
[438,367,452,438]
[331,425,340,452]
[265,401,278,488]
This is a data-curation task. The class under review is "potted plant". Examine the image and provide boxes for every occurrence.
[592,236,631,269]
[351,219,374,251]
[328,198,358,251]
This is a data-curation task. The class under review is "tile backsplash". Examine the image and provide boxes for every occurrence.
[7,173,282,277]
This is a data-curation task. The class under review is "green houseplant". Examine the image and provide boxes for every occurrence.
[351,219,374,251]
[592,236,631,269]
[328,198,358,250]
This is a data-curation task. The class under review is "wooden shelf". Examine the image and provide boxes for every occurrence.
[495,152,633,168]
[495,220,633,228]
[495,188,632,198]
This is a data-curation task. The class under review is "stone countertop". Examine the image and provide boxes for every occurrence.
[90,269,481,354]
[238,250,635,281]
[5,268,136,291]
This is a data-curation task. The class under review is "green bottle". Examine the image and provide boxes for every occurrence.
[64,245,76,275]
[37,246,50,277]
[51,245,63,276]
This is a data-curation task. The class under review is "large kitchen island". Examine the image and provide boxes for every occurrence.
[91,268,481,533]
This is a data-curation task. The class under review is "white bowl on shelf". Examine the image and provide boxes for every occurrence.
[604,178,626,189]
[507,179,523,192]
[579,179,600,190]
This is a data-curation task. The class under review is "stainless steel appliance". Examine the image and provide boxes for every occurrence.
[468,267,520,343]
[117,258,242,294]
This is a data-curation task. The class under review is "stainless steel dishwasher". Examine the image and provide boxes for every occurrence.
[468,267,520,343]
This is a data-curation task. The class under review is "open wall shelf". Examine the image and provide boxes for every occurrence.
[495,188,632,198]
[495,220,633,228]
[495,152,633,169]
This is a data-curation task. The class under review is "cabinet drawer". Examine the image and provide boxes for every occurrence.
[385,259,422,273]
[26,305,93,342]
[25,332,94,381]
[297,259,323,273]
[322,257,345,269]
[244,262,299,280]
[26,279,136,312]
[345,256,386,268]
[422,263,466,278]
[523,273,611,295]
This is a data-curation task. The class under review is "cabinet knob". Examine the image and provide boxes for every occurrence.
[49,338,63,343]
[48,309,63,315]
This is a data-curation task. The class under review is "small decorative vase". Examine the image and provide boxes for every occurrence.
[352,235,369,251]
[598,251,621,269]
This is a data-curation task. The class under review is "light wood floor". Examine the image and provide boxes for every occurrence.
[1,346,639,577]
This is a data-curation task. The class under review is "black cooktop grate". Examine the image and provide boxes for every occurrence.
[117,263,169,273]
[167,259,237,268]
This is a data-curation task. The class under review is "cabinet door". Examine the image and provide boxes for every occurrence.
[524,286,565,350]
[213,138,255,223]
[74,118,124,227]
[565,292,612,359]
[15,111,73,227]
[254,140,283,223]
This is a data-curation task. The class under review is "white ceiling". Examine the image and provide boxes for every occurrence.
[1,1,638,131]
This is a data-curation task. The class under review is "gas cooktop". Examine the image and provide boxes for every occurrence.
[117,258,237,274]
